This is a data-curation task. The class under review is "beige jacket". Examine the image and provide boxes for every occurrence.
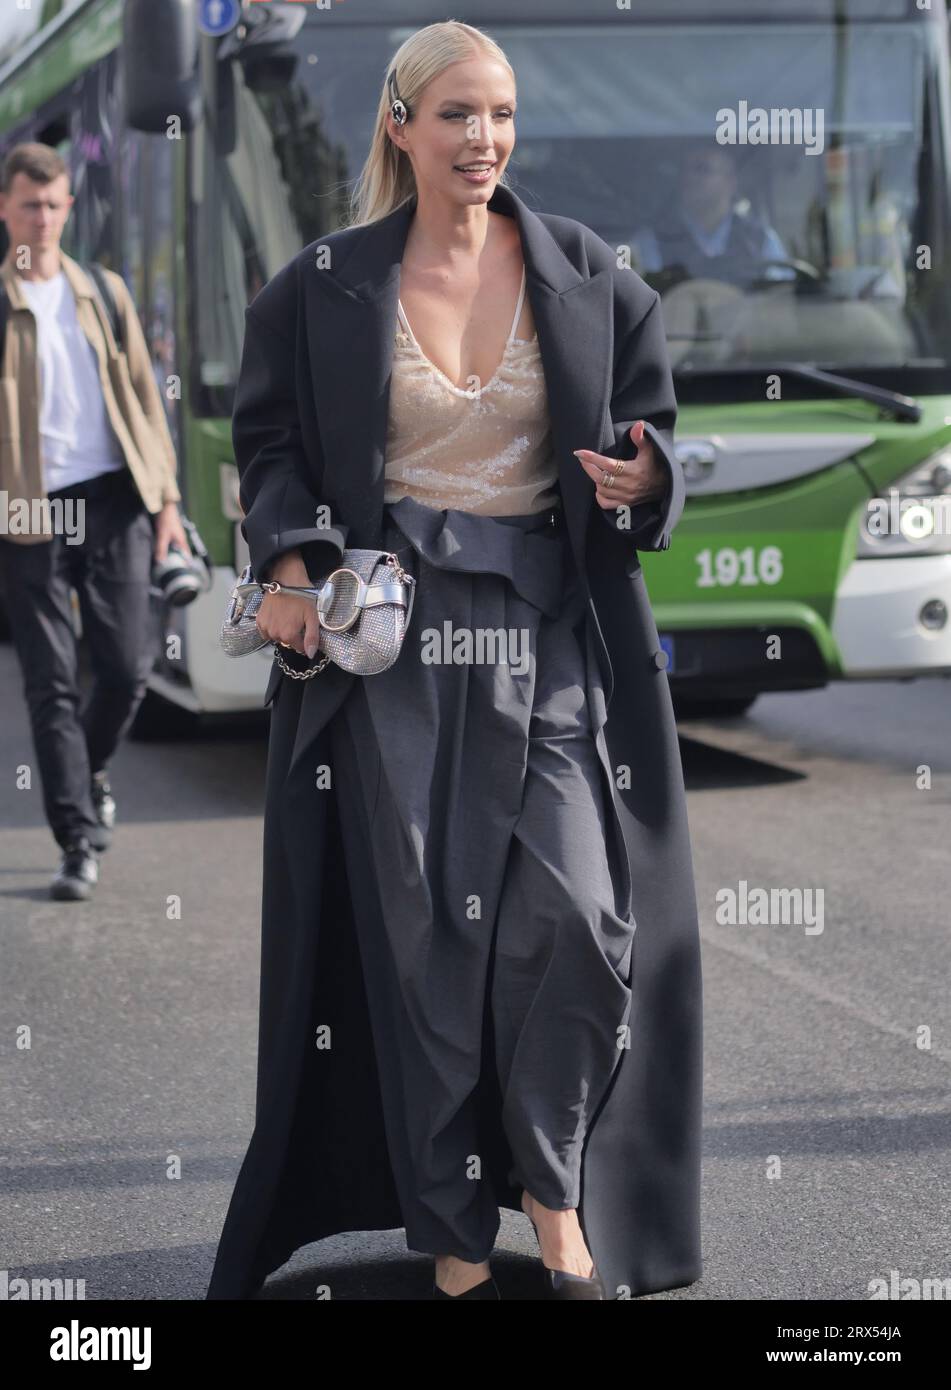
[0,249,181,544]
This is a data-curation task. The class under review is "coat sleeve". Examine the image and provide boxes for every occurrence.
[113,273,182,506]
[233,304,349,583]
[597,288,685,554]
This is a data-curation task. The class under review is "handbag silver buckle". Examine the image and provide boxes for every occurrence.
[315,567,364,632]
[315,560,415,633]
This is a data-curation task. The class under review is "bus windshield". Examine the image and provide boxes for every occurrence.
[191,7,951,412]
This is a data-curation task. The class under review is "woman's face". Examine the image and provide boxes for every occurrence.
[387,56,517,206]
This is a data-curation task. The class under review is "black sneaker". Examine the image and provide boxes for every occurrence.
[51,837,99,901]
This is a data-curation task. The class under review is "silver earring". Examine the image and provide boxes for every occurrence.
[388,70,409,126]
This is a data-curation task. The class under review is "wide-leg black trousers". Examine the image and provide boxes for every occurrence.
[330,496,636,1263]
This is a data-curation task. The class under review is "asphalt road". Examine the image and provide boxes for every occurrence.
[1,643,948,1301]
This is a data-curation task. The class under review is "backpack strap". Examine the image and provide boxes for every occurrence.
[83,261,124,354]
[0,282,8,376]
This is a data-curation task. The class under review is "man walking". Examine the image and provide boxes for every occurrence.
[0,142,189,900]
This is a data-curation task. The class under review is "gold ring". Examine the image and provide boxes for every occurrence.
[602,473,615,490]
[613,458,625,477]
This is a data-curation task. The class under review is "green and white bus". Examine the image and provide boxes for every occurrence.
[2,0,949,723]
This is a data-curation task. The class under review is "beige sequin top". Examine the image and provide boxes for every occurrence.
[383,266,562,515]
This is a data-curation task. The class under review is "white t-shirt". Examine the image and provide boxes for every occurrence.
[18,269,127,493]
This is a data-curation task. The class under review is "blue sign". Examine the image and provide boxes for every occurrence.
[198,0,242,38]
[658,633,676,674]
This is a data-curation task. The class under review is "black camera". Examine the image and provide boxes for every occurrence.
[150,514,213,606]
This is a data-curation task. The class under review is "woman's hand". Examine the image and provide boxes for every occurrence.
[255,548,322,658]
[573,421,669,510]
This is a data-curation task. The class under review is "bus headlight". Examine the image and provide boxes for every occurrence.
[857,446,951,557]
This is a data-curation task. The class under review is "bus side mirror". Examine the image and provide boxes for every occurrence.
[212,2,310,156]
[121,0,201,135]
[217,2,308,93]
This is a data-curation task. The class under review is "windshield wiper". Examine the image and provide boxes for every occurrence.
[675,361,921,422]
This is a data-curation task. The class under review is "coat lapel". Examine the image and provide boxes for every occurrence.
[302,182,614,574]
[286,183,615,777]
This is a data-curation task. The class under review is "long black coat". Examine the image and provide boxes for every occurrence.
[206,183,703,1299]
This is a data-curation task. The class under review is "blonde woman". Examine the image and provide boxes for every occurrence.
[207,20,702,1302]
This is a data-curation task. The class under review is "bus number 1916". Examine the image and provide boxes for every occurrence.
[696,545,784,587]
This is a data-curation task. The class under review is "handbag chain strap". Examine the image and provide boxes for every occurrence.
[273,647,333,680]
[269,552,412,681]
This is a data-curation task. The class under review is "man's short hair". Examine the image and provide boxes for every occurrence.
[0,142,69,195]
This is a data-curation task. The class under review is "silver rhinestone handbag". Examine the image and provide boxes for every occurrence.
[219,550,416,679]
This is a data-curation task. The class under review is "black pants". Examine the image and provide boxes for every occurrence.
[0,468,156,851]
[330,499,636,1262]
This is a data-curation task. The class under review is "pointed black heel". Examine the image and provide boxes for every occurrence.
[431,1274,500,1299]
[523,1194,606,1300]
